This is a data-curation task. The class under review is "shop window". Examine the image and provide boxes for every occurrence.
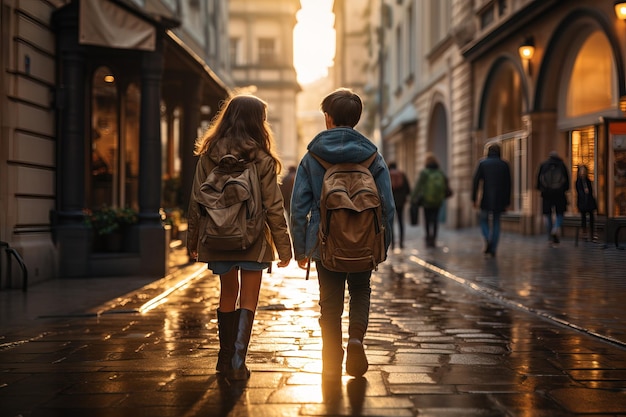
[123,83,140,210]
[566,31,614,117]
[484,61,523,138]
[91,67,119,208]
[571,127,595,182]
[160,103,183,209]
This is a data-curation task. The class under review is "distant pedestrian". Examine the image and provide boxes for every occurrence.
[388,162,411,249]
[280,165,297,219]
[575,164,597,241]
[186,94,292,381]
[290,88,394,382]
[471,144,511,257]
[410,153,449,247]
[537,151,570,245]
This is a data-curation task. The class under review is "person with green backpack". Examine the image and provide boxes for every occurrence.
[410,153,451,247]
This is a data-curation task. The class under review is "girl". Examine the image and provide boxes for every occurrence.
[187,94,292,380]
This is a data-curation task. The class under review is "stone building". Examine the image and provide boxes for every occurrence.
[0,0,230,284]
[228,0,301,168]
[354,0,626,239]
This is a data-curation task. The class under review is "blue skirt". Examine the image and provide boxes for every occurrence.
[208,261,271,275]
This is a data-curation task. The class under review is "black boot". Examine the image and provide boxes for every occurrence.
[229,308,255,380]
[216,309,239,374]
[320,318,344,381]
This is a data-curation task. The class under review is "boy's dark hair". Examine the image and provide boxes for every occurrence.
[320,88,362,127]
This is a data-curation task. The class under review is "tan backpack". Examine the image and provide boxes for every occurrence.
[196,155,265,251]
[311,152,386,273]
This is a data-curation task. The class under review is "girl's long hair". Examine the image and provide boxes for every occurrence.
[194,94,282,174]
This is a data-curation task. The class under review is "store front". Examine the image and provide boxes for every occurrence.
[52,0,228,277]
[468,2,626,240]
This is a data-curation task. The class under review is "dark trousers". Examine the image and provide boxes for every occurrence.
[423,206,441,243]
[392,201,406,248]
[316,262,372,342]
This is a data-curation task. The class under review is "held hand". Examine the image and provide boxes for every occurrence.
[277,259,290,268]
[189,250,198,261]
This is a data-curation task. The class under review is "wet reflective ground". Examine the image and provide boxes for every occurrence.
[1,228,626,416]
[408,229,626,346]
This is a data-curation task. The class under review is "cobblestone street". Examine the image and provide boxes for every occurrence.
[1,227,626,416]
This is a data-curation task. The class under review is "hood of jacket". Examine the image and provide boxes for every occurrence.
[207,138,258,165]
[307,127,378,163]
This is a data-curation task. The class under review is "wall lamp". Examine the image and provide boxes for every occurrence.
[518,38,535,61]
[615,1,626,20]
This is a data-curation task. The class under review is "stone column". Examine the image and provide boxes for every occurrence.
[180,77,203,217]
[138,37,169,276]
[52,3,90,277]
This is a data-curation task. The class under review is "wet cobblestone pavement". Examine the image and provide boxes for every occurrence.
[1,227,626,416]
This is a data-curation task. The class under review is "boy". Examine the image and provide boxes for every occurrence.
[290,88,394,380]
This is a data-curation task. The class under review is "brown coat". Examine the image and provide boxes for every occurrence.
[186,146,292,265]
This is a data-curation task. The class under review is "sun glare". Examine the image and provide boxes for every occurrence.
[294,0,336,85]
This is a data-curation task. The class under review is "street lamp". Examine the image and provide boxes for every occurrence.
[519,38,535,75]
[518,39,535,61]
[615,1,626,20]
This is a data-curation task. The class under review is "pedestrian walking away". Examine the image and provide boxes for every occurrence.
[388,162,411,249]
[537,150,570,245]
[186,93,292,381]
[290,88,394,383]
[575,164,598,241]
[471,143,512,257]
[410,152,450,247]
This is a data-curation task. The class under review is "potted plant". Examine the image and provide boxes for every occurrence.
[84,206,138,251]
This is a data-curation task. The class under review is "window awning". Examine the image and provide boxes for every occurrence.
[79,0,156,51]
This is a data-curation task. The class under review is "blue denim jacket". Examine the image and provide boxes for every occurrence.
[289,127,395,262]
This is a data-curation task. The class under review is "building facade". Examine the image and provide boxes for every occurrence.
[0,0,230,285]
[228,0,300,168]
[460,0,626,236]
[331,0,371,137]
[355,0,470,228]
[356,0,626,238]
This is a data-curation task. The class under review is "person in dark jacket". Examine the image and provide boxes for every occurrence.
[537,151,570,245]
[471,144,511,257]
[388,162,411,249]
[575,164,597,241]
[290,88,394,382]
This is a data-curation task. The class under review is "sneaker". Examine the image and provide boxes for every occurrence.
[346,339,368,377]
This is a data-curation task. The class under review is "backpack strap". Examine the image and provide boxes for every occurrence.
[310,152,331,170]
[360,152,377,169]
